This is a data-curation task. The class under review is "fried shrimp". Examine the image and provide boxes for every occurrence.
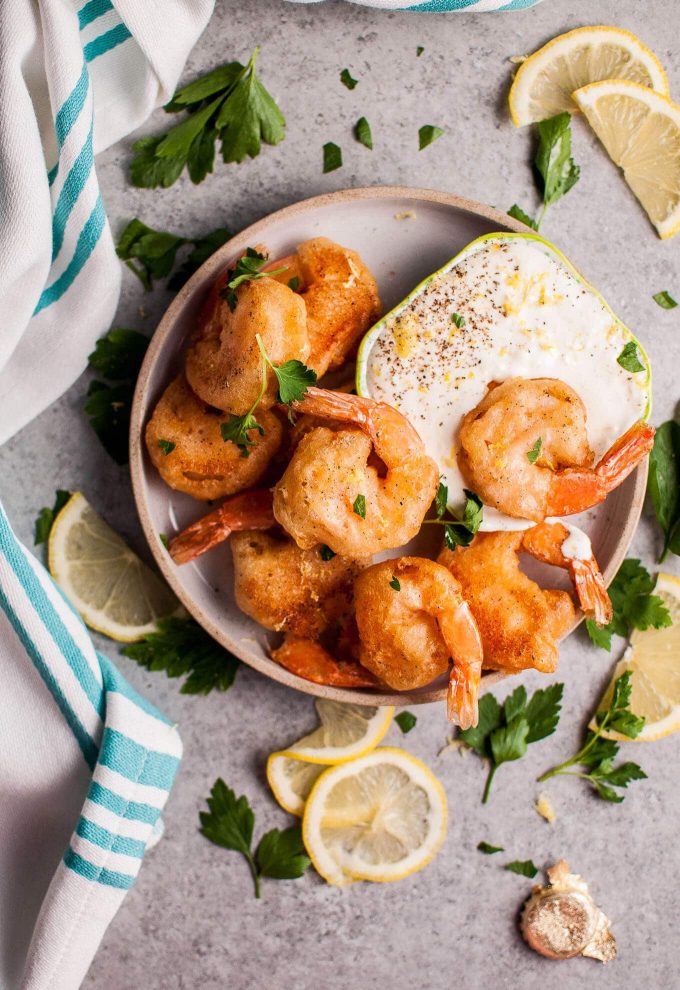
[354,558,484,728]
[271,637,379,689]
[146,376,283,502]
[272,388,440,556]
[439,522,612,675]
[169,490,275,565]
[231,531,369,639]
[268,237,381,376]
[458,378,654,521]
[185,276,309,414]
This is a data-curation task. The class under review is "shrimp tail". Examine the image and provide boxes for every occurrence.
[440,601,484,728]
[272,638,379,688]
[547,420,654,516]
[169,490,275,565]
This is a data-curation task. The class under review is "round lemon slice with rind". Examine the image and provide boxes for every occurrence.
[282,699,394,765]
[48,492,181,641]
[594,574,680,742]
[509,26,667,126]
[573,80,680,239]
[266,753,325,817]
[302,747,447,885]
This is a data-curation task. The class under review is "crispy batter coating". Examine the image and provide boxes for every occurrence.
[231,531,369,639]
[271,237,381,376]
[439,531,576,674]
[185,276,309,415]
[145,374,283,501]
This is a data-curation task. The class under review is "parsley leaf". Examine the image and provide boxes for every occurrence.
[200,780,310,897]
[157,439,176,456]
[220,248,283,310]
[505,859,538,878]
[419,125,444,150]
[255,826,311,880]
[34,490,71,545]
[220,412,264,458]
[122,616,239,695]
[585,559,672,650]
[389,576,401,592]
[535,112,580,211]
[271,360,318,405]
[538,671,647,802]
[451,312,465,329]
[340,68,358,90]
[116,219,187,291]
[477,841,503,855]
[323,141,343,173]
[416,46,425,57]
[168,228,232,290]
[527,437,542,464]
[507,204,538,231]
[443,490,484,549]
[85,329,149,465]
[130,48,284,188]
[353,494,366,518]
[355,116,373,150]
[288,276,300,292]
[648,420,680,561]
[395,711,417,734]
[653,290,678,309]
[319,545,336,561]
[460,683,563,803]
[435,480,448,518]
[617,341,645,373]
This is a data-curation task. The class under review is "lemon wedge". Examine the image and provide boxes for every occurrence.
[281,699,394,765]
[573,79,680,239]
[302,747,447,885]
[48,492,181,641]
[509,26,667,127]
[594,574,680,742]
[266,753,325,817]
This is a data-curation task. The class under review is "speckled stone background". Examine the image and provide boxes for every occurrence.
[2,0,680,986]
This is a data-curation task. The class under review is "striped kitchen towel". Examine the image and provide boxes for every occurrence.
[287,0,544,9]
[0,502,183,990]
[0,0,213,445]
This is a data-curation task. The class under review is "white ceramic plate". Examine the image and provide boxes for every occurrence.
[130,186,646,707]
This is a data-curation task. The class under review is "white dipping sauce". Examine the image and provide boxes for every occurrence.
[559,523,593,561]
[361,237,650,530]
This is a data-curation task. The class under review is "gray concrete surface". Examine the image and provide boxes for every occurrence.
[2,0,680,986]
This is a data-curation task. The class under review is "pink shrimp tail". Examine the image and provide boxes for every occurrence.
[169,490,275,565]
[447,664,480,729]
[441,601,484,728]
[569,559,613,627]
[547,420,655,516]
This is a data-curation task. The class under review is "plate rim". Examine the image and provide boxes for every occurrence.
[129,184,647,708]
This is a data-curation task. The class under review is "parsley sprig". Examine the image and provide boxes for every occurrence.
[538,672,646,802]
[508,112,580,230]
[122,616,239,694]
[585,559,671,650]
[200,779,310,898]
[85,329,149,464]
[423,481,483,550]
[648,420,680,561]
[130,48,285,189]
[219,248,288,311]
[220,333,316,457]
[459,683,563,803]
[116,219,231,291]
[34,490,71,545]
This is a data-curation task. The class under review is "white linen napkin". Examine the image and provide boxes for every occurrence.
[0,0,213,445]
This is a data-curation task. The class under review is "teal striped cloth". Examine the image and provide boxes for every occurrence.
[0,499,182,989]
[288,0,545,9]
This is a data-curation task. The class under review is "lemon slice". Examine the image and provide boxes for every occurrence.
[594,574,680,742]
[302,747,447,885]
[48,492,181,641]
[281,699,394,765]
[509,26,668,126]
[573,80,680,239]
[266,753,325,816]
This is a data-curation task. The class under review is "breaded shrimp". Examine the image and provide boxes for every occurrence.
[458,378,654,521]
[438,522,612,675]
[353,557,483,728]
[268,237,381,376]
[185,276,309,415]
[273,388,440,556]
[146,375,283,502]
[169,489,275,565]
[231,531,369,639]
